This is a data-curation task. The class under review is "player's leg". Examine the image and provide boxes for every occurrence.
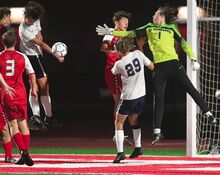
[176,66,216,124]
[128,115,143,158]
[113,112,127,163]
[28,88,47,131]
[6,105,34,166]
[14,119,34,166]
[152,68,166,145]
[112,94,133,148]
[27,56,47,130]
[37,77,62,127]
[0,114,16,163]
[128,96,145,158]
[16,105,34,166]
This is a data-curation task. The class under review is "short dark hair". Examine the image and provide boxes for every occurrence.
[24,1,45,20]
[159,6,178,24]
[2,30,16,48]
[0,7,11,20]
[112,11,132,23]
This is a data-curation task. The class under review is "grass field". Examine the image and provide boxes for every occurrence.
[0,147,186,156]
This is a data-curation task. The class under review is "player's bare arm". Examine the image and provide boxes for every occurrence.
[31,37,64,63]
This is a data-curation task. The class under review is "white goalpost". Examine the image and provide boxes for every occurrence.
[187,0,220,156]
[186,0,197,157]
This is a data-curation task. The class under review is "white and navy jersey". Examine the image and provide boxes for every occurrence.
[111,50,151,100]
[19,19,42,56]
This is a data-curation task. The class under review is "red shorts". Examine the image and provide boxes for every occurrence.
[0,105,6,132]
[4,104,28,121]
[105,68,122,95]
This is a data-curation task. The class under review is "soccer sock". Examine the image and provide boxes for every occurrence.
[115,130,124,153]
[22,134,30,152]
[29,94,40,116]
[40,96,52,117]
[13,133,25,151]
[132,128,141,148]
[153,128,161,134]
[3,141,12,158]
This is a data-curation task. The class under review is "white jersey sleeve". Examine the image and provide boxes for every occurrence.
[111,61,121,75]
[139,51,152,66]
[103,35,114,41]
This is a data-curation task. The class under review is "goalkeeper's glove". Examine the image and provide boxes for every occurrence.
[191,60,200,71]
[96,24,113,36]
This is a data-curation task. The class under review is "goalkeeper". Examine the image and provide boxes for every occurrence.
[96,5,217,145]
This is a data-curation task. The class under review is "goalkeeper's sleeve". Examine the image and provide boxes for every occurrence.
[181,38,196,60]
[112,30,136,37]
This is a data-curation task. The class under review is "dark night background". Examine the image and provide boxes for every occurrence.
[1,0,188,140]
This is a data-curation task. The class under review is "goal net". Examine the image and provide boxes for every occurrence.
[196,0,220,155]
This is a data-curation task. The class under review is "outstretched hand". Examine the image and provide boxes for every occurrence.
[96,24,112,36]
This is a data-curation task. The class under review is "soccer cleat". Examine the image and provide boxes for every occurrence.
[4,157,16,163]
[152,133,164,145]
[113,152,125,163]
[205,114,217,125]
[16,150,34,166]
[124,136,133,148]
[29,115,47,131]
[44,117,63,127]
[129,147,143,158]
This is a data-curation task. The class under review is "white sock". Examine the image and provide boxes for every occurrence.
[153,128,161,134]
[133,128,141,148]
[29,94,40,116]
[40,96,52,117]
[115,130,124,153]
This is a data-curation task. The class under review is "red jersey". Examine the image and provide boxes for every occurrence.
[102,35,121,69]
[0,50,35,105]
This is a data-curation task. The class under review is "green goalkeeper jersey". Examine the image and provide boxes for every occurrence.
[112,23,196,64]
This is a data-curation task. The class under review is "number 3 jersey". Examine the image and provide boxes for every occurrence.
[111,50,151,100]
[0,50,35,104]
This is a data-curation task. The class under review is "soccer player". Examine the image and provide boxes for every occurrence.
[0,7,20,51]
[111,37,154,163]
[0,7,17,163]
[96,5,217,145]
[100,10,134,148]
[19,1,64,130]
[0,30,37,166]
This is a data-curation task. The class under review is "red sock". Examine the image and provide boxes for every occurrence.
[3,141,12,158]
[13,133,25,151]
[22,134,30,152]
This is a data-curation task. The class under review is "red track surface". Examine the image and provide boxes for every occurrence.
[1,154,220,175]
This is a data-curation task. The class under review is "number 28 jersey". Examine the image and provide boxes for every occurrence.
[0,50,35,104]
[111,50,151,100]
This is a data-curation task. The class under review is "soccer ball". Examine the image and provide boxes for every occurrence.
[215,90,220,100]
[52,42,67,57]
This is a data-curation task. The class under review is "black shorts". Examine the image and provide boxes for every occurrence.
[117,96,145,116]
[27,55,47,79]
